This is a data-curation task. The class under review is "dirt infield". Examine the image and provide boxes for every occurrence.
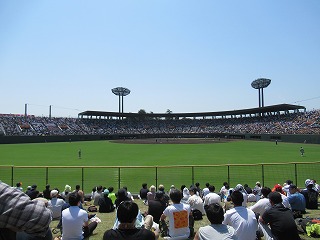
[111,138,232,144]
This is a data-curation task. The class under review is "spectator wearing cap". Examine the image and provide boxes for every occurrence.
[98,189,115,213]
[234,184,248,207]
[187,186,205,215]
[253,181,262,201]
[61,184,71,203]
[273,184,290,209]
[301,179,318,209]
[26,184,39,200]
[48,189,65,219]
[287,184,306,214]
[147,191,167,224]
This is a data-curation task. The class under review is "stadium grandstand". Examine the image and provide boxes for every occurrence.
[0,104,320,144]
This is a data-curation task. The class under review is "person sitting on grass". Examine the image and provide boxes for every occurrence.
[61,191,98,239]
[98,189,115,213]
[103,201,159,240]
[160,189,193,239]
[194,203,237,240]
[259,191,301,240]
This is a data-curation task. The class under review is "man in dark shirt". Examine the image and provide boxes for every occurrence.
[301,180,319,210]
[259,191,301,240]
[139,183,149,202]
[98,189,115,213]
[103,201,158,240]
[147,191,167,224]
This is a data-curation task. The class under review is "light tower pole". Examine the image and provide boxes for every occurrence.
[111,87,131,119]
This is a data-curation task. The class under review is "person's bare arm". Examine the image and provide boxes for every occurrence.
[193,231,200,240]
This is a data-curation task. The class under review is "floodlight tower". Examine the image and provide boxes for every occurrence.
[111,87,131,117]
[251,78,271,108]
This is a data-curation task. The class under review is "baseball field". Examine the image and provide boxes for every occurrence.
[0,139,319,193]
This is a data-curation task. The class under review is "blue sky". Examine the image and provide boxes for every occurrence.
[1,1,320,117]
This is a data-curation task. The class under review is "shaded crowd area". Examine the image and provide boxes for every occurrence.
[0,109,319,137]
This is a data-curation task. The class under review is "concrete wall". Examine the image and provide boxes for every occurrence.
[0,133,319,144]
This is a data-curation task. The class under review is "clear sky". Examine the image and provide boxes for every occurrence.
[1,1,320,117]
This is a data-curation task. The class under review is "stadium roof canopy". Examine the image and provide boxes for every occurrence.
[78,104,306,120]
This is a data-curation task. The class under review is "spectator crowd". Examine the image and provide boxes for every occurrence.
[1,177,319,240]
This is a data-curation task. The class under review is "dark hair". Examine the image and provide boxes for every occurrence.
[16,182,21,187]
[155,191,164,200]
[231,190,244,206]
[208,185,215,192]
[76,184,80,190]
[205,203,224,224]
[108,186,114,193]
[45,184,50,189]
[180,185,186,191]
[117,201,138,223]
[195,182,200,187]
[261,187,271,198]
[269,191,282,204]
[96,185,103,192]
[142,183,147,188]
[286,180,293,185]
[205,183,210,187]
[68,191,81,206]
[170,189,182,203]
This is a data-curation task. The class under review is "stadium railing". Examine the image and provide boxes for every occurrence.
[0,162,319,193]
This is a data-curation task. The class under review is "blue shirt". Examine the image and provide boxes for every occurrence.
[288,192,306,211]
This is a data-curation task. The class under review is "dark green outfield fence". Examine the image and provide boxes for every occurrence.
[1,162,319,194]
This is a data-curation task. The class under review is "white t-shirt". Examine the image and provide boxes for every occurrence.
[223,206,257,240]
[204,192,220,206]
[249,198,271,216]
[187,194,205,214]
[197,224,237,240]
[163,203,191,238]
[62,206,88,240]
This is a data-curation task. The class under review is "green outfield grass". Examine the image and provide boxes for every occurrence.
[0,140,319,193]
